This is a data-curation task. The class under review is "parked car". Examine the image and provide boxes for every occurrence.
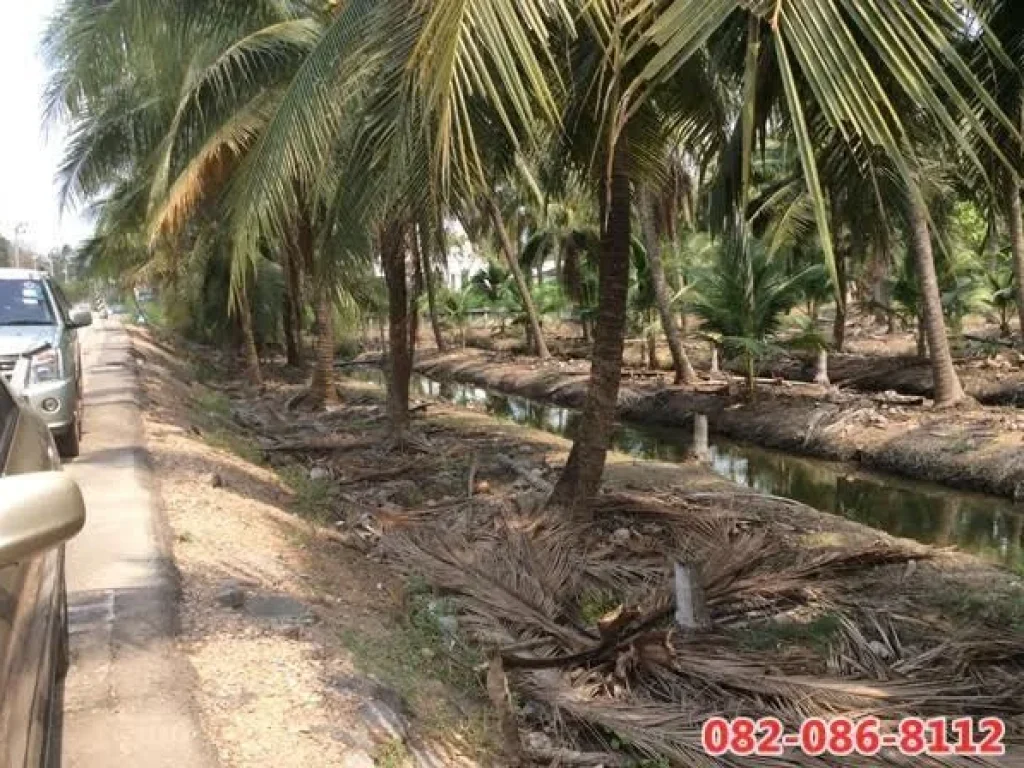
[0,270,92,457]
[0,374,87,766]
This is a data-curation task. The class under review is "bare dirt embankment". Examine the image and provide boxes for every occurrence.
[461,318,1024,405]
[130,328,491,768]
[414,349,1024,501]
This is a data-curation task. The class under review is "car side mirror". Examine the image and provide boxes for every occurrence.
[0,473,86,566]
[69,309,93,329]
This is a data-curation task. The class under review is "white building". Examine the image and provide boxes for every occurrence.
[442,219,486,291]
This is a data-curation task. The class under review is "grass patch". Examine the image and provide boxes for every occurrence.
[578,589,621,625]
[279,465,336,525]
[374,739,411,768]
[340,585,483,699]
[188,388,264,464]
[935,590,1024,630]
[338,582,493,756]
[201,427,264,465]
[193,390,232,418]
[734,613,842,655]
[139,302,166,329]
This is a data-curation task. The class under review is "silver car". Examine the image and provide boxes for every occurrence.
[0,372,87,766]
[0,270,92,457]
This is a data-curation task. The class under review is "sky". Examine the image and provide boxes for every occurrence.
[0,1,93,254]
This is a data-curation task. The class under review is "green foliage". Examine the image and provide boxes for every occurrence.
[469,262,512,307]
[949,201,989,258]
[691,229,823,392]
[892,238,989,337]
[578,590,620,625]
[438,284,479,345]
[987,250,1017,337]
[734,613,843,655]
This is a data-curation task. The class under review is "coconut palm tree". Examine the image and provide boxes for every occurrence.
[692,227,823,395]
[988,252,1018,337]
[217,0,570,438]
[51,0,1021,506]
[968,0,1024,342]
[44,0,318,386]
[416,216,448,353]
[639,182,698,383]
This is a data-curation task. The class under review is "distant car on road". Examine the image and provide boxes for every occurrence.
[0,270,92,457]
[0,372,87,766]
[107,303,128,319]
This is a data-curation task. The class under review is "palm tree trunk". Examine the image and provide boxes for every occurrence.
[907,191,964,406]
[550,144,631,515]
[417,224,447,352]
[524,320,537,355]
[283,243,303,367]
[832,250,847,352]
[239,292,262,387]
[409,229,423,354]
[294,207,336,409]
[307,287,336,408]
[1008,177,1024,343]
[639,186,696,384]
[645,326,658,370]
[381,221,411,438]
[484,195,550,359]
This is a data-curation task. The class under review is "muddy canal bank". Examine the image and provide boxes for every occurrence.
[407,349,1024,502]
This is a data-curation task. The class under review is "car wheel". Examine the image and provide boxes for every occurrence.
[56,418,81,459]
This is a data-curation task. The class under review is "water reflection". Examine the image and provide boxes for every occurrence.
[351,367,1024,570]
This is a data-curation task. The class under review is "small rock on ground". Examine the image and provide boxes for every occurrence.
[244,592,315,624]
[215,583,245,609]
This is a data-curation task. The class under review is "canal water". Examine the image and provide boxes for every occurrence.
[349,368,1024,571]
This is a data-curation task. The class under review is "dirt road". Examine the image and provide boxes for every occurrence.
[61,320,215,767]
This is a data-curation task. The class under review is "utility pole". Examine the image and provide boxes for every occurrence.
[13,222,27,269]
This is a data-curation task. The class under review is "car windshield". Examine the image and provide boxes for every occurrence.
[0,280,55,326]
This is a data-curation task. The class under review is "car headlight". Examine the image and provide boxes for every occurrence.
[29,349,61,385]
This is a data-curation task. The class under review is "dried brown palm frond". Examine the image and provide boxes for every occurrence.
[593,491,748,543]
[521,669,730,768]
[385,523,593,651]
[522,663,1014,766]
[383,483,1022,765]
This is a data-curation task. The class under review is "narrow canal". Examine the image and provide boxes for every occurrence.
[349,367,1024,571]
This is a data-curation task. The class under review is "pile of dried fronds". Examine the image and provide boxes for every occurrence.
[384,491,1024,766]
